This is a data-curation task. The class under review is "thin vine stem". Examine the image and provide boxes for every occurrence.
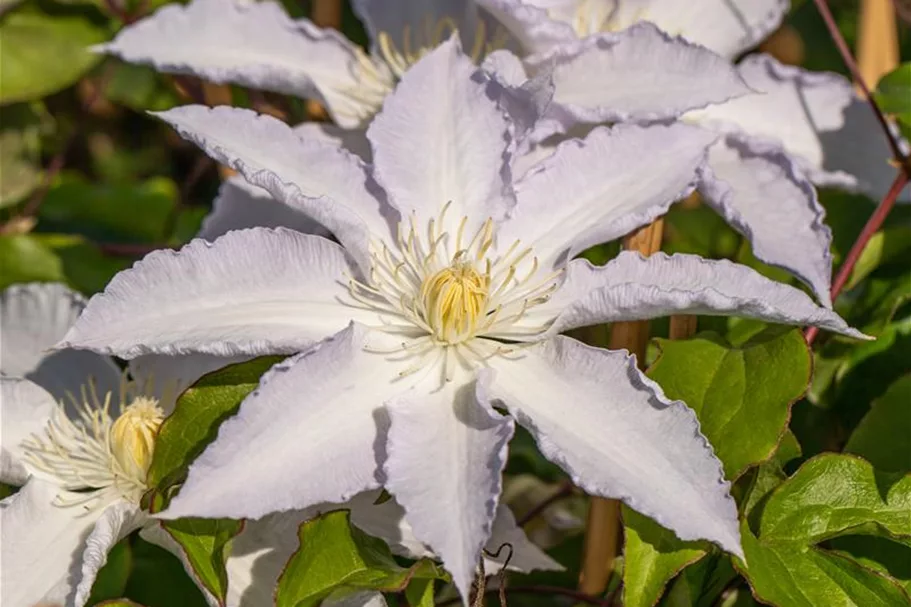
[805,169,909,345]
[517,481,574,527]
[812,0,908,166]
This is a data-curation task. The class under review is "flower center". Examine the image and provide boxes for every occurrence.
[421,259,490,344]
[560,1,650,37]
[346,203,564,381]
[21,380,165,511]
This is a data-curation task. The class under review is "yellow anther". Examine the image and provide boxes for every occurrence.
[110,396,164,480]
[421,263,490,343]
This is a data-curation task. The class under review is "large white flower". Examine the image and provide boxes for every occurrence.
[59,40,863,602]
[95,0,750,130]
[480,0,911,307]
[0,282,553,607]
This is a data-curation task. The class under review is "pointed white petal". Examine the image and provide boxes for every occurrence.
[161,324,404,521]
[293,122,372,162]
[700,135,834,307]
[153,105,396,269]
[198,176,329,242]
[689,54,910,202]
[1,283,120,401]
[476,0,578,54]
[500,123,716,267]
[485,503,563,573]
[610,0,787,58]
[534,24,751,127]
[0,479,107,607]
[384,366,514,601]
[541,253,865,338]
[73,503,146,607]
[0,378,56,484]
[96,0,376,127]
[58,228,372,359]
[486,337,743,557]
[367,37,515,226]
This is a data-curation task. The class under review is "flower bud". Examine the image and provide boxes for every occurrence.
[110,397,164,479]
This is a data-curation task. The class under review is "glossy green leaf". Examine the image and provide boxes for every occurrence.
[741,454,911,606]
[874,63,911,135]
[844,375,911,473]
[662,553,739,607]
[404,578,436,607]
[159,518,245,604]
[648,328,811,479]
[0,6,107,103]
[0,233,64,288]
[146,356,284,500]
[827,535,911,594]
[40,173,178,243]
[0,103,48,208]
[846,227,911,290]
[622,506,708,607]
[275,510,444,607]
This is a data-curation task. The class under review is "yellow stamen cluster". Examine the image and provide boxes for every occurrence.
[421,259,490,343]
[110,396,165,483]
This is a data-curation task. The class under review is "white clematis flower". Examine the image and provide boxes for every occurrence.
[95,0,751,131]
[480,0,911,307]
[59,40,863,603]
[0,283,552,607]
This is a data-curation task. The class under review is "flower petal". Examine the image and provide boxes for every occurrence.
[367,36,515,227]
[0,479,106,607]
[700,135,833,307]
[541,253,865,338]
[532,23,751,127]
[383,366,514,601]
[58,228,372,359]
[153,105,396,270]
[689,54,910,202]
[161,324,402,521]
[486,336,742,557]
[73,502,146,607]
[95,0,377,127]
[293,122,372,162]
[0,378,56,484]
[352,0,478,52]
[197,176,329,242]
[610,0,787,58]
[499,123,716,267]
[476,0,578,54]
[1,283,120,401]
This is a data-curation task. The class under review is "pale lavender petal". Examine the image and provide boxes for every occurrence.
[73,503,146,607]
[476,0,578,54]
[486,336,743,557]
[58,228,376,359]
[0,378,56,484]
[700,135,834,307]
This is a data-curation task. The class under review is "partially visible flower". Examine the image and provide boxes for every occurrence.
[0,293,554,606]
[59,41,864,603]
[480,0,910,307]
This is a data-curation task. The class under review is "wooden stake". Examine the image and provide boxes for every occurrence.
[307,0,343,121]
[668,315,698,340]
[857,0,899,88]
[578,219,665,595]
[201,82,236,179]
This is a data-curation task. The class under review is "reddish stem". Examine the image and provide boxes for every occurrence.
[805,170,909,345]
[517,481,575,527]
[811,0,908,165]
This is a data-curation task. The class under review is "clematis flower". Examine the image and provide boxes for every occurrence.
[59,40,863,602]
[480,0,911,307]
[0,282,552,607]
[95,0,751,132]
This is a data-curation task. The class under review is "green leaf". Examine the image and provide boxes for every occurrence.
[827,535,911,594]
[94,600,148,607]
[0,103,48,208]
[622,506,708,607]
[404,578,436,607]
[846,227,911,290]
[36,233,130,294]
[0,6,107,103]
[874,63,911,132]
[662,553,739,607]
[40,173,178,243]
[102,63,180,112]
[844,375,911,473]
[125,535,209,607]
[158,518,244,604]
[0,233,64,288]
[740,454,911,606]
[146,356,284,500]
[275,510,444,607]
[647,328,811,479]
